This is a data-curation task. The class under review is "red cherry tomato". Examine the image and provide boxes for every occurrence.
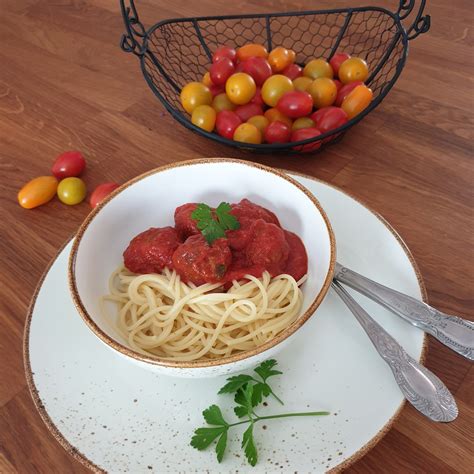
[290,128,322,152]
[333,79,343,91]
[276,90,313,119]
[215,110,242,139]
[335,81,363,106]
[249,86,264,106]
[330,52,351,76]
[282,63,302,80]
[210,57,235,86]
[51,151,86,179]
[264,121,291,143]
[311,106,339,126]
[209,83,225,97]
[89,182,120,208]
[235,103,263,122]
[235,62,245,73]
[212,46,237,64]
[240,57,272,86]
[315,107,348,134]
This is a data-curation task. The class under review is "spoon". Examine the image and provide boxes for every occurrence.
[332,280,458,422]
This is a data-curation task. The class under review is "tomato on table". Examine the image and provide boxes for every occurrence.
[235,103,263,122]
[291,117,315,131]
[276,90,313,118]
[180,82,212,113]
[329,52,351,76]
[264,108,293,128]
[290,127,322,152]
[292,76,312,92]
[261,74,294,107]
[210,57,235,85]
[264,121,291,143]
[268,47,293,72]
[233,123,262,144]
[226,73,256,105]
[282,63,302,80]
[215,110,242,139]
[237,43,268,61]
[341,85,373,118]
[308,77,337,108]
[338,57,369,84]
[212,93,236,112]
[303,59,333,80]
[335,81,363,106]
[212,45,237,64]
[18,176,58,209]
[240,57,272,85]
[57,177,87,205]
[51,151,86,179]
[89,183,120,208]
[246,115,269,134]
[191,105,216,132]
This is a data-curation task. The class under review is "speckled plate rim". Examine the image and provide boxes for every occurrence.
[23,170,428,474]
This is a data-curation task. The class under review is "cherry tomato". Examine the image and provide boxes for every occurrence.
[89,182,120,208]
[240,57,272,85]
[330,52,351,76]
[268,47,293,72]
[233,123,262,144]
[311,106,338,125]
[292,117,315,131]
[264,108,293,128]
[261,74,294,107]
[237,44,268,62]
[282,63,302,80]
[341,85,373,119]
[57,177,87,205]
[226,73,256,105]
[235,62,245,73]
[276,90,313,118]
[51,151,86,179]
[303,59,333,80]
[192,105,217,132]
[235,103,263,122]
[293,76,312,92]
[247,115,269,134]
[335,81,363,106]
[288,49,296,63]
[290,128,322,152]
[180,82,212,113]
[212,46,237,64]
[249,86,264,106]
[215,110,242,139]
[212,93,236,112]
[210,57,235,86]
[209,84,225,97]
[313,107,348,133]
[339,57,369,84]
[333,79,343,91]
[264,121,291,143]
[18,176,58,209]
[308,77,337,108]
[202,71,213,87]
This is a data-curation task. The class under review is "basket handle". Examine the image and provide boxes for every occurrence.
[395,0,431,40]
[120,0,146,56]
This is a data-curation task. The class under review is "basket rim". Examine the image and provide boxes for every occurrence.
[139,6,409,151]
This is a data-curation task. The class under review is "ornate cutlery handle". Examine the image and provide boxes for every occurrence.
[334,263,474,361]
[332,281,458,422]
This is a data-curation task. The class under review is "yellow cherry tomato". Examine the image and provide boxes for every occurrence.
[233,123,262,144]
[288,49,296,63]
[57,177,86,205]
[247,115,269,134]
[261,74,294,107]
[268,47,293,72]
[202,71,213,87]
[308,77,337,108]
[180,82,212,114]
[226,73,256,105]
[292,117,315,131]
[237,43,268,61]
[293,76,313,92]
[303,59,333,80]
[212,93,236,112]
[18,176,58,209]
[338,57,369,84]
[264,108,293,128]
[341,84,373,119]
[191,105,217,132]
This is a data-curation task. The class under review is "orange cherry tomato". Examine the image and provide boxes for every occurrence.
[226,73,256,105]
[341,85,373,119]
[308,78,337,108]
[212,93,236,112]
[268,47,293,72]
[247,115,269,134]
[261,74,294,107]
[292,117,315,131]
[288,49,296,63]
[338,57,369,84]
[264,108,293,128]
[303,59,333,80]
[18,176,58,209]
[180,82,212,114]
[191,105,217,132]
[202,71,213,87]
[233,123,262,144]
[293,76,313,92]
[236,43,268,62]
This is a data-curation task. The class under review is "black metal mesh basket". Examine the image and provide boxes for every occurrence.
[120,0,430,153]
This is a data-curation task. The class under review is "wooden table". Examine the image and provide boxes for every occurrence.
[0,0,472,472]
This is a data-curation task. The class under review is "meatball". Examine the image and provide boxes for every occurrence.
[283,230,308,281]
[226,216,254,250]
[230,198,280,227]
[174,203,200,239]
[172,234,232,286]
[123,227,181,274]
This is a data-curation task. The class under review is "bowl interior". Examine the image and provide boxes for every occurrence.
[71,160,334,364]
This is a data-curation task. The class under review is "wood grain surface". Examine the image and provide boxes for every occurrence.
[0,0,473,472]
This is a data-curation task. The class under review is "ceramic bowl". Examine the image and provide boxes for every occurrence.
[69,158,335,377]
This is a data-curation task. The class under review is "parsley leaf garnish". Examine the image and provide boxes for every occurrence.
[191,202,240,245]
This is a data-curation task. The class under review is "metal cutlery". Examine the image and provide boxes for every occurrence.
[332,280,458,422]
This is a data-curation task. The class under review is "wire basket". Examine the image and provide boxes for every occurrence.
[120,0,430,153]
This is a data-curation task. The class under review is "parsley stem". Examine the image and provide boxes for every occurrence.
[227,411,329,428]
[268,389,284,406]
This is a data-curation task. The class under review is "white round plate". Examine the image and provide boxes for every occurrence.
[24,174,426,473]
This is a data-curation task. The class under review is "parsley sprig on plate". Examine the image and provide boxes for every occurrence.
[191,359,329,466]
[191,202,240,244]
